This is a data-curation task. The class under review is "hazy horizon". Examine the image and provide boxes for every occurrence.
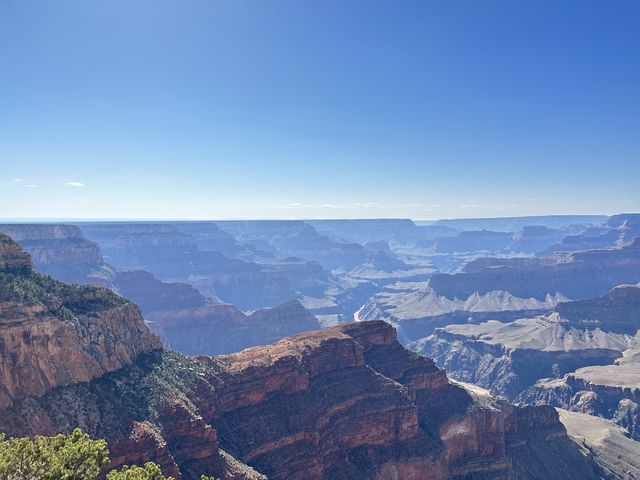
[0,213,621,223]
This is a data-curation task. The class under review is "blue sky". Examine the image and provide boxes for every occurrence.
[1,0,639,220]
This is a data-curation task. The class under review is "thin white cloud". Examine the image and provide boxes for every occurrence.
[456,201,517,211]
[277,203,307,209]
[25,184,37,188]
[65,181,85,188]
[278,201,434,211]
[352,202,383,209]
[12,178,24,182]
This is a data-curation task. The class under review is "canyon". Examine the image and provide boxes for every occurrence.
[0,233,610,479]
[1,215,640,478]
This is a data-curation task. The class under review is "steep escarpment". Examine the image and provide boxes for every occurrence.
[519,349,640,441]
[77,222,332,310]
[0,234,606,479]
[361,240,640,345]
[213,220,368,271]
[359,282,563,342]
[430,240,640,301]
[0,234,161,408]
[202,321,599,479]
[558,409,640,479]
[411,284,640,447]
[556,284,640,334]
[414,315,631,399]
[413,285,640,399]
[0,224,106,283]
[146,299,322,355]
[1,226,332,355]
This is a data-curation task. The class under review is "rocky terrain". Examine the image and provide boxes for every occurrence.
[558,409,640,480]
[308,218,457,246]
[0,236,608,479]
[212,220,369,272]
[423,215,607,233]
[0,224,110,284]
[0,233,161,408]
[361,238,640,341]
[0,225,329,357]
[76,222,332,310]
[145,299,322,355]
[519,349,640,441]
[411,284,640,446]
[543,214,640,255]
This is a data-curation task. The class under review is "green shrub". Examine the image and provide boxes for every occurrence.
[0,429,217,480]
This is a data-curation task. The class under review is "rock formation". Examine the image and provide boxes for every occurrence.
[0,233,161,408]
[0,224,107,283]
[0,235,606,479]
[519,349,640,441]
[558,408,640,479]
[146,299,322,355]
[77,222,332,310]
[411,284,640,443]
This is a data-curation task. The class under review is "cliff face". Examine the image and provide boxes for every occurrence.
[77,222,332,311]
[0,226,329,357]
[0,234,161,408]
[146,299,322,355]
[411,284,640,443]
[0,320,603,479]
[0,224,106,283]
[213,220,368,272]
[429,240,640,302]
[556,284,640,334]
[518,350,640,441]
[0,234,606,479]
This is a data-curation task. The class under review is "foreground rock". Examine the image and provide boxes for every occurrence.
[0,224,108,283]
[0,233,160,408]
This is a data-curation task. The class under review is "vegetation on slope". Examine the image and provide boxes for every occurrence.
[0,429,216,480]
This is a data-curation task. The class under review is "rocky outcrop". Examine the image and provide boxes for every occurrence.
[556,284,640,334]
[411,283,640,400]
[199,322,601,479]
[0,273,603,480]
[510,225,568,253]
[544,213,640,254]
[146,299,322,355]
[359,283,563,342]
[113,270,206,312]
[0,233,33,274]
[0,225,333,355]
[557,409,640,480]
[0,234,161,408]
[0,232,611,479]
[214,220,368,272]
[429,240,640,301]
[518,349,640,441]
[77,222,332,310]
[361,240,640,346]
[414,315,631,399]
[0,224,106,283]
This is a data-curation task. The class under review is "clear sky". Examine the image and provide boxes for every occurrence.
[1,0,639,220]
